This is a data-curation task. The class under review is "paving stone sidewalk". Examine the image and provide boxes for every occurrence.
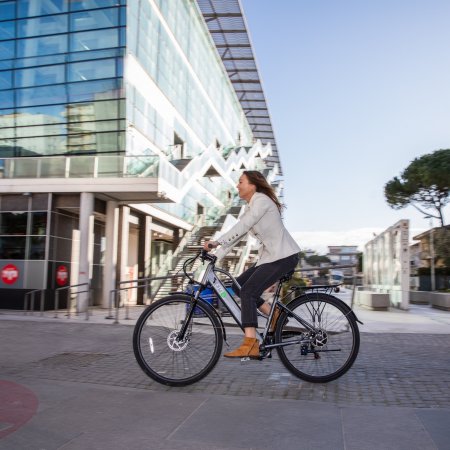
[1,320,449,408]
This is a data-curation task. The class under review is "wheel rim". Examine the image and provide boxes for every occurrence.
[277,296,358,380]
[136,300,220,383]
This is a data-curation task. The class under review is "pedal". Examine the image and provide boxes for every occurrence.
[240,357,251,362]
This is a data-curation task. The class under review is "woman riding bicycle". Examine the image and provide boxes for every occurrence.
[204,170,300,359]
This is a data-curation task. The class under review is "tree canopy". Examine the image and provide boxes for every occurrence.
[384,149,450,226]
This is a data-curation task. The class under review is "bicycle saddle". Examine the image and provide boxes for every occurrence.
[279,270,294,283]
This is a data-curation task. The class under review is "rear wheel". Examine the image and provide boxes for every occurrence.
[275,293,359,382]
[133,294,223,386]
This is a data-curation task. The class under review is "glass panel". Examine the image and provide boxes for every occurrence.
[0,1,15,21]
[0,90,13,108]
[70,8,118,31]
[15,104,67,125]
[49,236,72,261]
[0,237,26,259]
[68,119,122,133]
[67,79,119,102]
[0,70,12,90]
[70,0,119,11]
[18,0,68,18]
[69,156,95,177]
[0,126,14,139]
[70,28,118,52]
[16,84,67,107]
[29,236,46,259]
[68,48,120,62]
[0,20,15,41]
[15,54,66,68]
[13,136,67,156]
[18,35,68,58]
[0,60,13,70]
[40,157,66,177]
[68,58,115,82]
[16,123,67,137]
[18,15,68,38]
[0,212,28,234]
[97,155,123,176]
[15,65,65,87]
[0,40,14,60]
[52,212,78,239]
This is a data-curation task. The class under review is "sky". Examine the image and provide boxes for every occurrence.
[241,0,450,254]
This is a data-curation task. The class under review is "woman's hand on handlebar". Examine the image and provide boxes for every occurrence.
[203,240,218,251]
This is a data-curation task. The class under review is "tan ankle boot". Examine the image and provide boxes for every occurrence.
[269,307,280,332]
[224,337,260,359]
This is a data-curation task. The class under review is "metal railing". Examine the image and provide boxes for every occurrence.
[54,282,92,320]
[108,273,192,324]
[23,289,46,316]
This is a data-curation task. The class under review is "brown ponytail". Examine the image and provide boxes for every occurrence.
[243,170,283,213]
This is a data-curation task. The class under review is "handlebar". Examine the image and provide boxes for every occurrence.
[182,249,217,284]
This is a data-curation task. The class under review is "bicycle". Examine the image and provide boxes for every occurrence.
[133,250,362,387]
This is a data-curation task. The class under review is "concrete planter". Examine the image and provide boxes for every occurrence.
[356,291,390,311]
[409,291,450,311]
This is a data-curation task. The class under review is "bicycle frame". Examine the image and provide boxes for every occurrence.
[179,256,321,348]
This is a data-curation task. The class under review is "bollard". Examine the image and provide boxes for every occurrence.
[54,290,59,318]
[40,290,45,317]
[114,290,119,324]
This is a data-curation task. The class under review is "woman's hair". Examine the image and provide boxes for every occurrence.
[242,170,283,213]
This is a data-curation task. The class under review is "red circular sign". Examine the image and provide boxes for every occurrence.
[56,265,69,286]
[1,264,19,285]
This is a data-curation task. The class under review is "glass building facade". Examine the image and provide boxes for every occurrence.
[0,0,279,310]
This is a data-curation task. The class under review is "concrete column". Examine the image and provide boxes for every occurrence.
[78,192,94,312]
[144,216,152,303]
[102,201,119,309]
[119,205,130,286]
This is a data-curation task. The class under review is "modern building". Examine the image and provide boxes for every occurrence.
[0,0,283,310]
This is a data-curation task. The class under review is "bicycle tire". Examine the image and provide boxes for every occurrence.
[275,293,360,383]
[133,294,223,387]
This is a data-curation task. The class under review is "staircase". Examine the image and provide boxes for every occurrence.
[151,203,245,300]
[151,225,218,300]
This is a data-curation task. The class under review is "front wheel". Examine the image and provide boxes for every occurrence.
[275,293,360,383]
[133,294,223,386]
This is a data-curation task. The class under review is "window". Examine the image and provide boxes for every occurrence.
[0,212,28,235]
[15,65,65,87]
[70,8,118,31]
[0,20,15,41]
[0,41,14,60]
[18,0,68,18]
[15,104,66,125]
[68,58,116,82]
[0,90,13,108]
[29,236,46,259]
[70,28,118,52]
[18,15,68,38]
[70,0,119,11]
[18,35,68,58]
[67,78,119,102]
[0,70,12,90]
[16,84,67,107]
[0,1,15,21]
[0,237,26,259]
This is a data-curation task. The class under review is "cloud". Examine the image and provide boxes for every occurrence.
[291,227,427,255]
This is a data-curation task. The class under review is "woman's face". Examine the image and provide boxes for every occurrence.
[237,174,256,201]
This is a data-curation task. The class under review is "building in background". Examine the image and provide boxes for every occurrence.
[0,0,282,310]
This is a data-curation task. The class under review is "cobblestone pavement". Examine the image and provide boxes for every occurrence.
[1,320,449,409]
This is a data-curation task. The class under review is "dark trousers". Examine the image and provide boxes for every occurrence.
[235,253,299,328]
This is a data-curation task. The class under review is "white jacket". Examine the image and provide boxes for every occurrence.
[215,192,300,266]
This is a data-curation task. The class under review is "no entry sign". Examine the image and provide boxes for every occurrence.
[1,264,19,285]
[56,265,69,286]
